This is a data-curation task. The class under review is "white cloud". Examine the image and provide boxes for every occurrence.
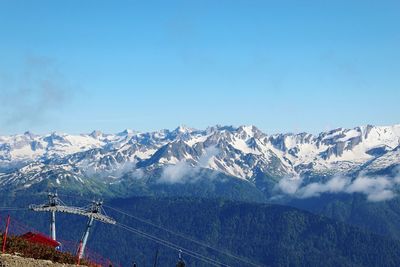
[198,145,219,167]
[366,190,395,202]
[277,173,400,202]
[297,176,350,198]
[159,161,193,184]
[158,145,220,184]
[278,177,302,195]
[346,176,394,202]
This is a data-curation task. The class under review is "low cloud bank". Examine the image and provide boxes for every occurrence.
[277,171,400,202]
[80,145,219,184]
[160,161,193,184]
[159,146,219,184]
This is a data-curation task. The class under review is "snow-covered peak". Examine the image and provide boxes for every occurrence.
[236,125,264,140]
[117,129,137,136]
[173,125,195,134]
[0,131,107,162]
[90,130,104,139]
[1,124,400,183]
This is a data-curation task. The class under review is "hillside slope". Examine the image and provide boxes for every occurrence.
[4,197,400,267]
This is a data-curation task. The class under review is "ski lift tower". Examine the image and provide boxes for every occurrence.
[77,200,116,259]
[30,192,116,259]
[29,192,60,240]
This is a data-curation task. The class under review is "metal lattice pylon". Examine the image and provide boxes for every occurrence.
[29,192,116,259]
[77,200,116,259]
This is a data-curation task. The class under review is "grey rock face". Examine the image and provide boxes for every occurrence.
[0,124,399,193]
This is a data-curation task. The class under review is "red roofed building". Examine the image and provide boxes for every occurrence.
[21,232,61,248]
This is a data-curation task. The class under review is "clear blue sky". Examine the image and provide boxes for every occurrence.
[0,0,399,135]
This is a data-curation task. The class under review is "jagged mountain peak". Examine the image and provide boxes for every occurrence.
[117,129,137,136]
[173,125,196,134]
[237,125,262,136]
[1,124,400,190]
[90,130,104,139]
[23,131,37,138]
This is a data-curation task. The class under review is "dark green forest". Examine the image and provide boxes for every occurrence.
[2,195,400,267]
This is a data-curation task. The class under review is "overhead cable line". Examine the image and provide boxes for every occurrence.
[0,207,28,211]
[115,222,231,267]
[105,204,261,267]
[54,193,261,266]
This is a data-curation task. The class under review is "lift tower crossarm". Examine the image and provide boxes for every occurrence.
[29,204,116,224]
[78,200,115,259]
[28,192,60,240]
[29,193,116,259]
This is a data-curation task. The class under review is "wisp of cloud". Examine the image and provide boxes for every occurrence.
[158,145,219,184]
[277,170,400,202]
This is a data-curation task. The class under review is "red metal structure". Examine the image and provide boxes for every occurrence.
[2,215,10,253]
[76,241,83,265]
[0,213,114,266]
[21,232,61,248]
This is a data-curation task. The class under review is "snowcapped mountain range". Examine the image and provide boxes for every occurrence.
[1,124,400,194]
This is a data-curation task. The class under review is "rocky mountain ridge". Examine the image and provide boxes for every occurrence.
[1,124,399,194]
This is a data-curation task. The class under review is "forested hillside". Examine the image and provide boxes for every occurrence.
[3,196,400,266]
